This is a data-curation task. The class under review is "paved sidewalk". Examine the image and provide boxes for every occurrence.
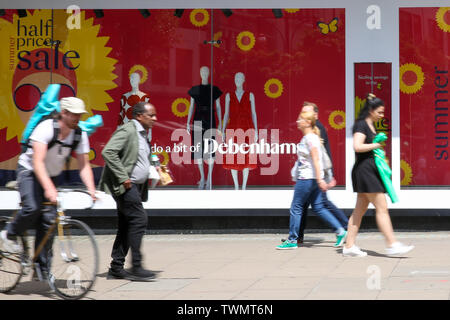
[2,231,450,300]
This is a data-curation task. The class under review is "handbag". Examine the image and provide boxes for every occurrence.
[320,145,333,183]
[321,145,332,171]
[158,165,174,186]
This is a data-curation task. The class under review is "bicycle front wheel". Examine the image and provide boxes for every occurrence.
[50,218,99,300]
[0,217,23,293]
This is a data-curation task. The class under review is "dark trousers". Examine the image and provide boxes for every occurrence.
[7,165,57,273]
[110,183,148,270]
[299,192,349,237]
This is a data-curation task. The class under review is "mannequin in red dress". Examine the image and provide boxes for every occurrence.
[222,72,258,190]
[118,72,150,127]
[118,71,155,186]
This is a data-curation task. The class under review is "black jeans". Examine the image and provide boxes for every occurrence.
[110,183,148,270]
[7,165,57,273]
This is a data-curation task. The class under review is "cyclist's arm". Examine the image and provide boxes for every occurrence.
[32,141,58,203]
[76,152,97,200]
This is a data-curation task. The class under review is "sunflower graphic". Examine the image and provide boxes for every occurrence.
[88,148,97,161]
[400,159,413,186]
[0,10,117,168]
[400,63,425,94]
[328,110,346,130]
[354,96,366,119]
[264,78,284,98]
[155,150,170,166]
[129,65,148,84]
[236,31,256,52]
[190,9,209,27]
[172,98,190,117]
[436,7,450,33]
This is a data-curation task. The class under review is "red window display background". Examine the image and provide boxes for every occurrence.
[0,9,346,187]
[354,63,392,164]
[399,7,450,187]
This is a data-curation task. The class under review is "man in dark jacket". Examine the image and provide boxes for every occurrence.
[99,101,157,281]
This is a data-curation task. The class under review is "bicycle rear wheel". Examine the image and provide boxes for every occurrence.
[50,218,98,300]
[0,217,23,293]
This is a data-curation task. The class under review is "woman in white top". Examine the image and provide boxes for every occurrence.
[277,110,347,250]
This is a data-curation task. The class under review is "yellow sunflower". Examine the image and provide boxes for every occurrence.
[172,98,190,117]
[155,150,170,166]
[129,65,148,84]
[400,159,413,186]
[328,110,346,130]
[236,31,256,51]
[436,7,450,32]
[190,9,209,27]
[284,9,300,13]
[354,96,366,119]
[400,63,425,94]
[88,148,96,161]
[264,78,284,98]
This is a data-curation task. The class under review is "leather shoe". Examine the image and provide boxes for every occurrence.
[129,267,156,280]
[108,268,129,280]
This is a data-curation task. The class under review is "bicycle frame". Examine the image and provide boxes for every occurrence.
[11,188,97,281]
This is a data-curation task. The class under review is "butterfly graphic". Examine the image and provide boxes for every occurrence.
[317,17,339,35]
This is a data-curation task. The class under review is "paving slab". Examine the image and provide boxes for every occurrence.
[1,231,450,301]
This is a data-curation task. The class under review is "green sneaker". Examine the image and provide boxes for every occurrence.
[276,240,298,250]
[334,231,347,247]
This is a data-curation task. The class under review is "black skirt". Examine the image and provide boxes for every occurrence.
[351,157,386,193]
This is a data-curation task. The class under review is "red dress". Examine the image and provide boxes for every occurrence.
[117,93,150,126]
[222,91,257,170]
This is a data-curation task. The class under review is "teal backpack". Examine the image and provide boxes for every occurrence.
[20,84,103,159]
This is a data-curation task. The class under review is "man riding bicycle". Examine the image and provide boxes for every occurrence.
[0,97,97,280]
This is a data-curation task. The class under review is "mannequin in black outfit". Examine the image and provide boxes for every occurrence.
[186,66,222,189]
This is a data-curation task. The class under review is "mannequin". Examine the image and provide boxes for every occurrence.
[186,66,222,190]
[222,72,258,190]
[118,71,152,140]
[118,72,150,126]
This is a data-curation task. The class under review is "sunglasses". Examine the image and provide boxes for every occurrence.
[14,83,76,112]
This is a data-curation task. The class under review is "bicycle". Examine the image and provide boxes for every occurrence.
[0,183,100,300]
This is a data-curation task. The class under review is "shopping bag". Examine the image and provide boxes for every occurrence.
[148,165,160,181]
[158,166,173,186]
[373,132,398,203]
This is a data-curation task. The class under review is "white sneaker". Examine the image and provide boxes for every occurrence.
[0,230,21,253]
[343,245,367,257]
[385,242,414,256]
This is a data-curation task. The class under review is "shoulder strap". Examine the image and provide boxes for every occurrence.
[71,126,82,151]
[64,125,83,172]
[21,115,59,153]
[47,118,60,150]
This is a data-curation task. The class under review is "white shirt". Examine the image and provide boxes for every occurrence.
[18,119,90,177]
[295,133,324,180]
[130,119,151,184]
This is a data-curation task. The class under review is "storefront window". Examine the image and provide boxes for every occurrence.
[399,7,450,187]
[0,8,346,189]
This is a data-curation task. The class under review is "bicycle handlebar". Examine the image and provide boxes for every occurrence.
[56,188,107,210]
[6,181,104,210]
